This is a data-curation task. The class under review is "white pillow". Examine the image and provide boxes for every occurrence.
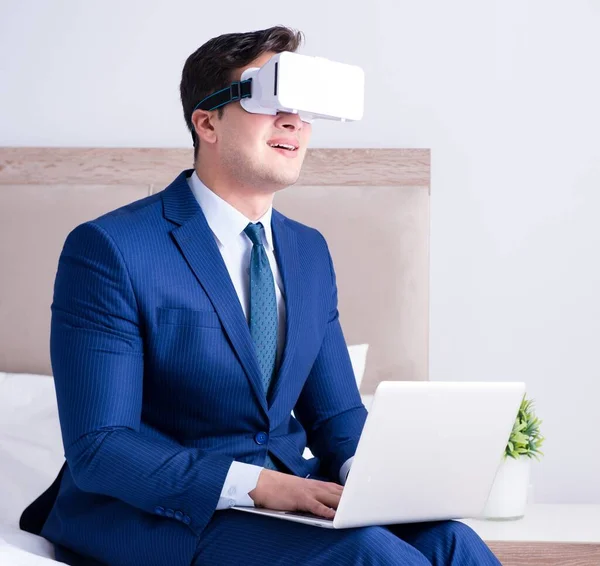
[347,343,369,389]
[0,373,64,527]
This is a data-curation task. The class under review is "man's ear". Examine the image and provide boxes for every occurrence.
[191,109,219,145]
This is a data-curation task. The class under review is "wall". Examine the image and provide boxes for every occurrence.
[1,0,599,504]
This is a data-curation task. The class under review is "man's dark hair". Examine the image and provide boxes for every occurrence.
[180,26,304,162]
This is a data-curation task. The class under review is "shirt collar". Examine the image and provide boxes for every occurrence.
[187,170,274,251]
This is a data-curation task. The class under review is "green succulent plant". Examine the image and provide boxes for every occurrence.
[504,394,545,461]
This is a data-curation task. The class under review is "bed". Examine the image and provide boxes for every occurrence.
[0,147,431,563]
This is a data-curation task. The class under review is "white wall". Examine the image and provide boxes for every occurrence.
[1,0,599,504]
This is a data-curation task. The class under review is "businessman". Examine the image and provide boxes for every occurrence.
[20,26,501,566]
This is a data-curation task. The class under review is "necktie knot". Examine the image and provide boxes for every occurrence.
[244,222,265,247]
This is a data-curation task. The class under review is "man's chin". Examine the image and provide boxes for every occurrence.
[269,168,302,189]
[245,162,302,192]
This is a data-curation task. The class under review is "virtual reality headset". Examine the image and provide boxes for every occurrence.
[192,51,364,124]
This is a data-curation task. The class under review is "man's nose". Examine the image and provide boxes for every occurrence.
[276,111,303,130]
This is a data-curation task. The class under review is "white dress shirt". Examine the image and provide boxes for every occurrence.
[187,171,353,511]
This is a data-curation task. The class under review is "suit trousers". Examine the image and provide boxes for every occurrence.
[191,510,501,566]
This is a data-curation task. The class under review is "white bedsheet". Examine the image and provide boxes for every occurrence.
[0,523,65,565]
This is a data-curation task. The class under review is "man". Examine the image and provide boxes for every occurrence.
[20,26,501,565]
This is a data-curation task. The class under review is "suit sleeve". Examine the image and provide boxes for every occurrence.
[50,221,234,535]
[293,235,368,482]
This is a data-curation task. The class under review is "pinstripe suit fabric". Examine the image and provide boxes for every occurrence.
[192,511,501,565]
[20,169,500,565]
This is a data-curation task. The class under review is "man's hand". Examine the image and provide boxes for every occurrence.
[248,469,343,519]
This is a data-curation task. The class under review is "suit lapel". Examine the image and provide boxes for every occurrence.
[161,170,268,415]
[268,210,304,412]
[161,171,305,418]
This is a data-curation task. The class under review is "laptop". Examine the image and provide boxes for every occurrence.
[232,380,525,529]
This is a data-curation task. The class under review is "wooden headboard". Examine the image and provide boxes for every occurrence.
[0,148,430,395]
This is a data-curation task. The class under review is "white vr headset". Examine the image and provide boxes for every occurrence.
[192,51,364,124]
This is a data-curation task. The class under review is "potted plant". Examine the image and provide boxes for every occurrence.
[481,394,545,520]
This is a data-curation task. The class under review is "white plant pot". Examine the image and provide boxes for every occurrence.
[481,456,531,520]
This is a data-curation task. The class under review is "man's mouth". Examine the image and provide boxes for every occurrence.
[267,142,297,152]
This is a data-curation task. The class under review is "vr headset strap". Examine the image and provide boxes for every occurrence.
[192,79,253,112]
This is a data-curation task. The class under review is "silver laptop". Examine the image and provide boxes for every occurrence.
[232,380,525,529]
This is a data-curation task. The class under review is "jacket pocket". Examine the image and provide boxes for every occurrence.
[157,307,221,329]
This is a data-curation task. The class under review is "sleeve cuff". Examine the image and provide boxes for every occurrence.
[339,455,355,485]
[216,461,264,510]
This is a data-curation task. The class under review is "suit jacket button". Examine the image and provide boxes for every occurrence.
[254,431,268,445]
[165,508,175,518]
[183,515,191,525]
[154,506,165,516]
[174,511,184,521]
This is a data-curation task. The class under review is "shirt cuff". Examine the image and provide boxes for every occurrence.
[339,455,354,485]
[216,461,264,510]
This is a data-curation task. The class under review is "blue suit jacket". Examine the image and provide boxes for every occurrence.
[19,170,367,566]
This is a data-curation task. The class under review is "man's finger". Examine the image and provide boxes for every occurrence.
[317,491,342,510]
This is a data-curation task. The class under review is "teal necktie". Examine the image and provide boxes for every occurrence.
[244,222,279,471]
